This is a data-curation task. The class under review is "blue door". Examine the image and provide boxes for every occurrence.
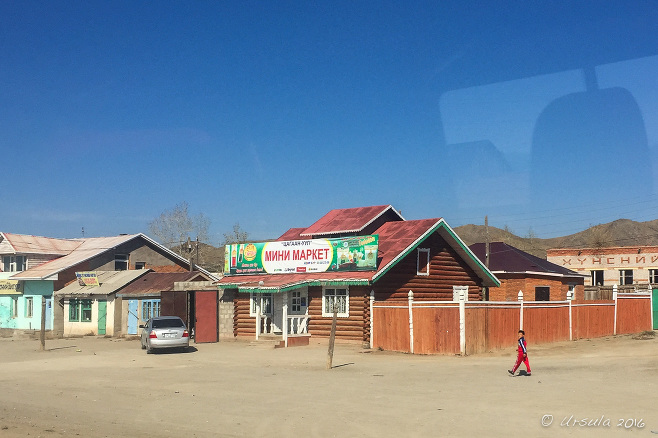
[45,297,52,330]
[128,300,138,335]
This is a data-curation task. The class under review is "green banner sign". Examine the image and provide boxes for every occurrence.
[224,235,378,275]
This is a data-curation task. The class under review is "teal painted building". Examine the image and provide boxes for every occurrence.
[0,273,54,330]
[0,274,54,330]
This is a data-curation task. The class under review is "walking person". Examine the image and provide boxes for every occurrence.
[508,330,531,376]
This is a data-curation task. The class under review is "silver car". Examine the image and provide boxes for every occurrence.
[140,316,190,353]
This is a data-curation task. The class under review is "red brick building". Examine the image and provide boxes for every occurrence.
[470,242,586,301]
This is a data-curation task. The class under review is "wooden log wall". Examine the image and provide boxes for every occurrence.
[616,296,652,334]
[374,232,482,302]
[572,300,614,339]
[234,293,256,337]
[307,286,368,341]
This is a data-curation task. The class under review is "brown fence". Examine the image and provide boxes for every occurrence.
[372,303,410,353]
[371,292,653,355]
[572,301,615,339]
[617,294,652,334]
[413,303,460,355]
[464,303,519,355]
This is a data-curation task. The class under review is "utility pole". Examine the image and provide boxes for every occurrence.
[326,303,338,369]
[39,296,46,351]
[485,216,490,269]
[187,237,193,272]
[485,216,490,302]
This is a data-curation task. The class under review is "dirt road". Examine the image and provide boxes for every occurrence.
[0,334,656,437]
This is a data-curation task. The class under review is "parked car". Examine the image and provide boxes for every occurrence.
[140,316,190,353]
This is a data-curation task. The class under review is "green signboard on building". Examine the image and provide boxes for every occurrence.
[225,235,379,275]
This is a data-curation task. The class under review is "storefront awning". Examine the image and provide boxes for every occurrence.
[218,272,372,293]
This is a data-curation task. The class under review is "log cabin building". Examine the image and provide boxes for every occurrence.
[218,205,499,343]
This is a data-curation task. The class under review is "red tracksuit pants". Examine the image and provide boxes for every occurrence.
[512,350,530,373]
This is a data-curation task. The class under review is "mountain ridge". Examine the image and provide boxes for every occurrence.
[454,218,658,258]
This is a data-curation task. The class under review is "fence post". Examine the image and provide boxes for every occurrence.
[613,284,618,335]
[567,291,573,341]
[282,302,288,348]
[649,285,654,331]
[459,289,466,356]
[255,300,261,341]
[518,290,524,330]
[408,290,414,354]
[369,290,375,349]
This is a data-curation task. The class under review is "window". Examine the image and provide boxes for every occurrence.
[69,299,92,322]
[11,297,18,318]
[290,289,308,314]
[69,299,80,321]
[141,300,161,320]
[567,284,575,300]
[453,285,469,301]
[322,288,348,317]
[3,255,26,272]
[25,297,33,318]
[649,269,658,284]
[250,293,272,316]
[417,248,430,275]
[591,270,604,286]
[535,287,550,301]
[115,254,129,270]
[619,269,633,285]
[135,262,146,269]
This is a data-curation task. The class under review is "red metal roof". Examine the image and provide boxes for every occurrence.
[219,218,443,290]
[277,228,308,241]
[300,205,400,237]
[374,218,442,270]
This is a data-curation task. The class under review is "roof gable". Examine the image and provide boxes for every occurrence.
[300,205,403,237]
[372,219,500,286]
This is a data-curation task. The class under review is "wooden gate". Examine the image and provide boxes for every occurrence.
[195,290,218,343]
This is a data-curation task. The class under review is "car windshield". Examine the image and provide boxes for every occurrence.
[151,318,185,329]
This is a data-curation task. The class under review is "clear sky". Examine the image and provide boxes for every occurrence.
[2,1,658,245]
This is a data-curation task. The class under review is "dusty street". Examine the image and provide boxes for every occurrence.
[0,333,657,437]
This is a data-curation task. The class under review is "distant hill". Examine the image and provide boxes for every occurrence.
[455,218,658,259]
[180,218,658,272]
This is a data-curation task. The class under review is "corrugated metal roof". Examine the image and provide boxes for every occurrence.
[9,233,218,281]
[0,232,82,255]
[470,242,584,277]
[117,271,211,297]
[219,216,500,290]
[55,270,150,297]
[276,228,308,241]
[218,271,373,293]
[300,205,401,237]
[10,234,142,280]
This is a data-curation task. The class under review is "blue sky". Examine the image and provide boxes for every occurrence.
[2,1,658,244]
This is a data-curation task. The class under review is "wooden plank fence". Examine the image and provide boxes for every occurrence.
[371,287,654,355]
